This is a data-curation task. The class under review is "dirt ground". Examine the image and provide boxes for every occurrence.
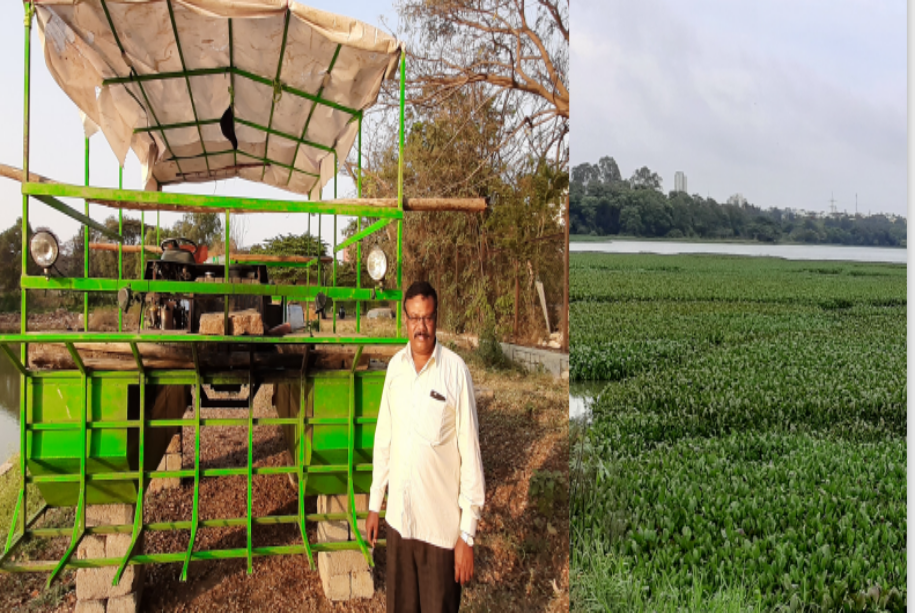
[0,346,569,612]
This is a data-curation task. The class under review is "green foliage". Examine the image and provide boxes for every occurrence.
[0,218,38,297]
[572,537,767,613]
[475,316,509,369]
[570,253,907,611]
[359,86,565,339]
[248,233,328,284]
[571,157,907,246]
[570,253,905,307]
[169,213,223,248]
[575,433,906,612]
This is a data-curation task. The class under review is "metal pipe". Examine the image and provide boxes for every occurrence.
[19,3,32,540]
[246,371,254,573]
[260,11,291,182]
[165,0,211,176]
[140,212,145,276]
[84,137,89,332]
[317,213,321,332]
[356,114,361,333]
[332,153,337,333]
[224,211,230,334]
[396,51,405,338]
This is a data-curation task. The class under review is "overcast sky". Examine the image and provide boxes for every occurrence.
[0,0,398,248]
[571,0,907,217]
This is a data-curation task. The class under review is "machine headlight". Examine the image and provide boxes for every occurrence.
[30,230,59,270]
[366,247,387,282]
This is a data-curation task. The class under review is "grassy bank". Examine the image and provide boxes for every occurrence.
[0,457,77,612]
[569,253,906,611]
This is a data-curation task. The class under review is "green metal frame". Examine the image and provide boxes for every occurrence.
[3,3,408,581]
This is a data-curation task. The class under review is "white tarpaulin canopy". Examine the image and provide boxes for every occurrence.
[33,0,403,197]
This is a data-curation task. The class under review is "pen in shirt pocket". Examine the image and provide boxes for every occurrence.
[430,390,446,402]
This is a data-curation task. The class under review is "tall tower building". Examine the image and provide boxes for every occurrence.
[674,171,687,193]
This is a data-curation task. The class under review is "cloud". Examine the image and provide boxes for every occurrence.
[572,0,906,215]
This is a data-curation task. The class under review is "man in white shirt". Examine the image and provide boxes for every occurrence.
[366,281,485,612]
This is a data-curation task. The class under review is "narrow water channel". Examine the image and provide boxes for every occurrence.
[569,381,605,422]
[0,345,20,462]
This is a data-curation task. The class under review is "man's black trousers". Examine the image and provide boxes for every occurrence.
[386,527,461,612]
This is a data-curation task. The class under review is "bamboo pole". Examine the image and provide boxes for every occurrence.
[0,162,55,184]
[1,164,487,212]
[85,197,487,213]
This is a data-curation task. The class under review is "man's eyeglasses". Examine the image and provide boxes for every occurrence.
[405,313,436,325]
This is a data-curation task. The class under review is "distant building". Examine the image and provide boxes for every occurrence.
[727,193,747,206]
[674,171,687,193]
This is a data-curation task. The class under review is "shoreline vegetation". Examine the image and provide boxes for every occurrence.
[570,157,906,248]
[569,253,906,612]
[570,234,907,248]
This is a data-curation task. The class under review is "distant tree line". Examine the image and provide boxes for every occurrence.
[571,156,906,247]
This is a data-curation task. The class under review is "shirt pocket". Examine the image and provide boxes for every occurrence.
[413,395,447,445]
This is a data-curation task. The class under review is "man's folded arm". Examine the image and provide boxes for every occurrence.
[456,367,485,537]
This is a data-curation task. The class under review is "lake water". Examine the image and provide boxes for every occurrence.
[568,240,907,414]
[0,346,20,463]
[571,240,907,264]
[570,381,605,422]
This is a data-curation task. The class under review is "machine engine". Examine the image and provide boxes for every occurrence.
[134,238,281,332]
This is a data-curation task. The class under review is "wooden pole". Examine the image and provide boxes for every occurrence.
[562,194,569,353]
[513,269,519,339]
[88,243,333,264]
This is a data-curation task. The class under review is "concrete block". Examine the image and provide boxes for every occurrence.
[86,505,134,528]
[76,569,108,601]
[76,565,142,601]
[75,600,106,613]
[165,433,181,454]
[317,494,367,542]
[150,452,181,493]
[109,565,143,599]
[148,477,180,494]
[316,494,345,515]
[77,535,106,561]
[107,591,141,613]
[106,534,137,559]
[316,495,374,601]
[165,453,182,471]
[317,520,350,543]
[352,570,374,599]
[318,550,370,577]
[321,572,352,601]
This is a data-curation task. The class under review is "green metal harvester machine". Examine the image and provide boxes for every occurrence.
[1,0,484,587]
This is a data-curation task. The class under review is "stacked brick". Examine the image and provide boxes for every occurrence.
[316,494,374,601]
[75,505,144,613]
[148,433,182,494]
